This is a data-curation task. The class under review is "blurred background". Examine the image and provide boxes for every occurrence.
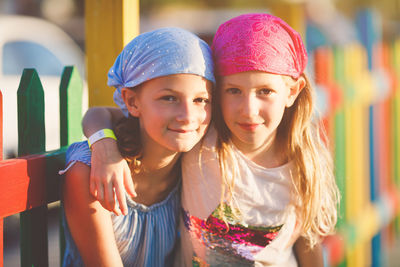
[2,0,400,266]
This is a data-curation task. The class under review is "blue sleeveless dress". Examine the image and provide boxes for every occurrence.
[60,141,180,267]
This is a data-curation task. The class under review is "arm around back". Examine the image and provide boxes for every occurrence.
[81,106,124,137]
[63,161,124,267]
[81,106,135,216]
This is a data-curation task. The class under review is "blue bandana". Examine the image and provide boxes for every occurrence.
[108,27,215,116]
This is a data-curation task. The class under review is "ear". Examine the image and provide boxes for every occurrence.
[121,88,140,117]
[286,76,306,108]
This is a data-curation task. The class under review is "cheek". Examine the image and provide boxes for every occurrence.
[141,108,160,123]
[268,101,287,122]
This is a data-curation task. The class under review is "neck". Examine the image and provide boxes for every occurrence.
[130,151,181,206]
[129,139,181,206]
[138,125,181,174]
[233,133,287,168]
[141,151,181,175]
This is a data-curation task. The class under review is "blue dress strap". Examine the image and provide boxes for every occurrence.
[59,141,91,175]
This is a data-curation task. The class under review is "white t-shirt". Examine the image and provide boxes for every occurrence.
[179,127,298,267]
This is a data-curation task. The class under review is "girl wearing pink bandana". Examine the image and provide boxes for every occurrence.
[82,14,339,266]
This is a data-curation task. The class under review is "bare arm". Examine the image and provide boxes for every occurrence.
[82,106,124,137]
[82,107,135,215]
[63,162,123,266]
[293,237,324,267]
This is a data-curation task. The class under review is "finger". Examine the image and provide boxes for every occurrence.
[124,168,136,197]
[96,181,105,205]
[89,174,98,198]
[114,181,128,216]
[96,182,113,213]
[111,194,123,216]
[92,188,98,198]
[103,181,118,215]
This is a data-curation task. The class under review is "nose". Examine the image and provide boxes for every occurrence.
[176,100,196,123]
[240,93,259,117]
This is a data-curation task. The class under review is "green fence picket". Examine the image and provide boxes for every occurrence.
[17,69,48,267]
[59,66,83,263]
[60,66,83,147]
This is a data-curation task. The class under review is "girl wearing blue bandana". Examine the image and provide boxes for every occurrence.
[59,27,215,267]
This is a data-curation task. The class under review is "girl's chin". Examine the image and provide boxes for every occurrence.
[165,142,199,153]
[174,144,197,153]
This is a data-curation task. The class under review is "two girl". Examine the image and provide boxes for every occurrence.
[60,27,215,266]
[77,13,340,266]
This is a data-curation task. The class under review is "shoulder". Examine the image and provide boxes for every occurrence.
[63,143,92,188]
[66,141,92,166]
[63,161,91,190]
[62,161,94,214]
[59,141,91,176]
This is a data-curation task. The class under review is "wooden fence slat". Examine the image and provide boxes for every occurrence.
[60,66,83,147]
[17,69,48,267]
[333,47,347,228]
[20,208,48,267]
[0,151,66,218]
[17,69,45,156]
[332,46,348,267]
[59,65,84,263]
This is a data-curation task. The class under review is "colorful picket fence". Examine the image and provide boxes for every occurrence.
[0,66,83,267]
[312,10,400,267]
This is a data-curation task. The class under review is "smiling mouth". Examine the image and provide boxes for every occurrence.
[238,123,260,131]
[169,129,194,133]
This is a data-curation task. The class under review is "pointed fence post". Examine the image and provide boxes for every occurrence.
[59,66,83,262]
[17,69,48,267]
[60,66,83,147]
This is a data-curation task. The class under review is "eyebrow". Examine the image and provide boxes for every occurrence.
[222,82,240,87]
[159,88,174,92]
[222,83,272,88]
[159,88,210,96]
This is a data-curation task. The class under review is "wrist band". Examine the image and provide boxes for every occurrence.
[87,129,117,148]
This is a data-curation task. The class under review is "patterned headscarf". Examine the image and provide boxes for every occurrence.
[108,27,215,117]
[212,13,307,78]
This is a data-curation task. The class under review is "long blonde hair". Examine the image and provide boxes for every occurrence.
[213,73,340,247]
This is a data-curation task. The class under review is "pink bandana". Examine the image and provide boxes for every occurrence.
[212,13,308,78]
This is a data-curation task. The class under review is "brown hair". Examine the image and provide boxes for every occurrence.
[114,87,143,173]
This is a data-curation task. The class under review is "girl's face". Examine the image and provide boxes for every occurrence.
[220,71,302,153]
[123,74,212,153]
